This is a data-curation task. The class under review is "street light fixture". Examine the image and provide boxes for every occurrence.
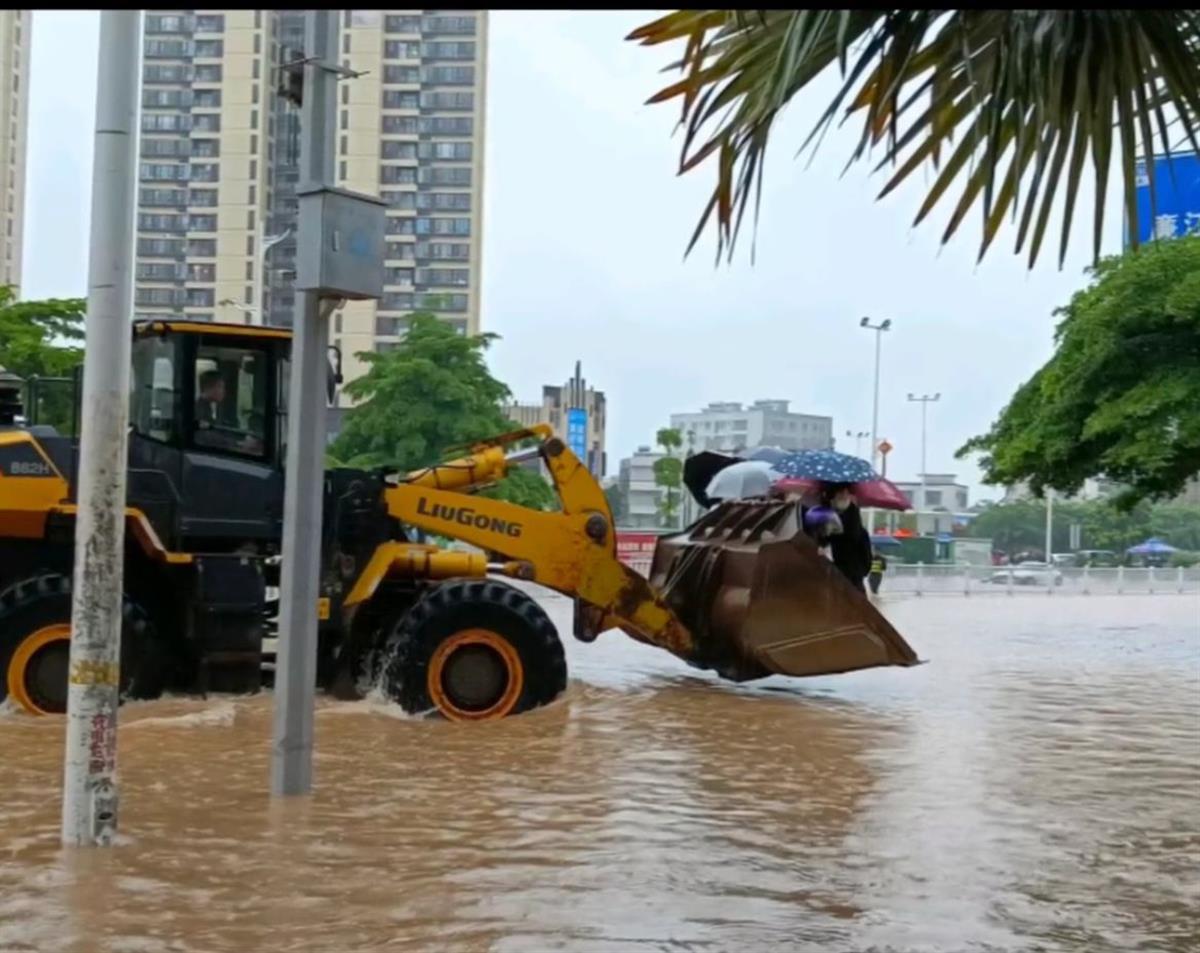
[907,392,941,535]
[845,429,869,458]
[860,316,892,533]
[218,298,258,323]
[260,228,292,326]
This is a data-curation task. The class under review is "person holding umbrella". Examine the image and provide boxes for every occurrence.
[822,483,873,593]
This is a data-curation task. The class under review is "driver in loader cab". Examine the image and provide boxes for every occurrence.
[195,370,262,455]
[195,370,228,426]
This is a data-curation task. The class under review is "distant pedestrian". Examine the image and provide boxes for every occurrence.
[868,550,887,595]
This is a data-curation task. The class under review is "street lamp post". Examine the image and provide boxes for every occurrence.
[907,392,941,535]
[260,228,292,325]
[221,229,291,325]
[859,316,892,533]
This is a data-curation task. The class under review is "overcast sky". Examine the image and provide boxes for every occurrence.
[23,11,1123,497]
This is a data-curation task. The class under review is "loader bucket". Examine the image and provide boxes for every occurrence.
[645,500,919,682]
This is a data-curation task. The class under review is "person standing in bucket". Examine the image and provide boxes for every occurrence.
[868,549,888,595]
[824,484,872,593]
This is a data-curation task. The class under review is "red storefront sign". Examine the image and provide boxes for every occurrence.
[615,531,661,568]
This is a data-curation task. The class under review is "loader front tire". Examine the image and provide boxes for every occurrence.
[380,580,567,721]
[0,574,165,716]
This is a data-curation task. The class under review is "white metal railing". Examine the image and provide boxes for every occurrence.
[616,559,1200,597]
[883,564,1200,596]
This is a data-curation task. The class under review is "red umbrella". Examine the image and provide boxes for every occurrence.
[774,476,911,511]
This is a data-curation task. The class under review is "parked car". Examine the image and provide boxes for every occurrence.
[1074,549,1118,567]
[987,561,1064,587]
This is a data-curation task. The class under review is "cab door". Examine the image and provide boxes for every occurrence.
[178,333,285,549]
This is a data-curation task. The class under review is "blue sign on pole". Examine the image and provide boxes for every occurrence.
[1129,153,1200,247]
[566,408,588,463]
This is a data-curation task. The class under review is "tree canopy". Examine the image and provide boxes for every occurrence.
[965,499,1200,558]
[0,285,85,377]
[328,312,557,510]
[958,236,1200,508]
[628,10,1200,267]
[0,285,86,431]
[653,427,684,527]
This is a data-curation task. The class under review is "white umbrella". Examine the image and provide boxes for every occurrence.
[705,460,781,501]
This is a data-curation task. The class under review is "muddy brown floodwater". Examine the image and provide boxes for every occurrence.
[2,594,1198,953]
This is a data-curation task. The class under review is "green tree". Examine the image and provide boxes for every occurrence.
[329,313,556,509]
[628,11,1200,267]
[605,483,628,525]
[963,501,1047,556]
[654,427,684,527]
[958,237,1200,508]
[962,498,1200,557]
[483,465,557,511]
[0,286,86,431]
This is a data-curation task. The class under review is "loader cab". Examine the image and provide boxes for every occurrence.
[128,321,293,552]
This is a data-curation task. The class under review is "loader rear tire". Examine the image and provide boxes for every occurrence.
[0,574,165,716]
[380,579,567,721]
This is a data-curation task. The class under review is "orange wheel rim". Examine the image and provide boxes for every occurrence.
[7,624,71,716]
[427,628,523,721]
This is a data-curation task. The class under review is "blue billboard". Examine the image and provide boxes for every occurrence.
[1129,152,1200,246]
[566,408,588,462]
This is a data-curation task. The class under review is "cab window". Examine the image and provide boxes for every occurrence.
[193,345,268,458]
[130,336,178,444]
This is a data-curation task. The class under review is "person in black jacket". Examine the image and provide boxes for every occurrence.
[824,484,872,593]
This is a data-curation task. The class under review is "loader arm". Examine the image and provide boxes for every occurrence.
[378,426,696,658]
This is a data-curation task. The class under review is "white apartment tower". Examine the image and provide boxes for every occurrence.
[0,10,30,293]
[134,9,488,392]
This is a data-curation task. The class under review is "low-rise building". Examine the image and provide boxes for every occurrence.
[617,446,666,529]
[1001,477,1122,504]
[670,400,833,455]
[891,473,970,536]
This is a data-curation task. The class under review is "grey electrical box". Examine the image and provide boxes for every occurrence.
[295,185,386,300]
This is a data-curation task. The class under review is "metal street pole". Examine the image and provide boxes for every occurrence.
[1045,488,1054,562]
[907,393,941,536]
[271,9,340,798]
[859,317,892,533]
[62,9,142,848]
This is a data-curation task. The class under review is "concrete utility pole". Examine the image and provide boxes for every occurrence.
[907,393,941,536]
[62,9,142,848]
[271,10,384,796]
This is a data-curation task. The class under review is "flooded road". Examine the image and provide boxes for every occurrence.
[2,594,1198,953]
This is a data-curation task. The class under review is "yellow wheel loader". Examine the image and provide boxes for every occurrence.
[0,321,918,720]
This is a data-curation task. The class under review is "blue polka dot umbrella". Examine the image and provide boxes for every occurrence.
[772,449,878,484]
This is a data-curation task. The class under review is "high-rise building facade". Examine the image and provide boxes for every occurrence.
[504,362,607,477]
[0,10,30,293]
[133,9,488,396]
[136,11,270,322]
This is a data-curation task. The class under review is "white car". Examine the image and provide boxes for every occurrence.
[988,561,1064,587]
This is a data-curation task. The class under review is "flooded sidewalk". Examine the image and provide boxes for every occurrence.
[2,595,1198,953]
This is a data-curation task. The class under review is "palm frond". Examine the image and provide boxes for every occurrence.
[628,9,1200,267]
